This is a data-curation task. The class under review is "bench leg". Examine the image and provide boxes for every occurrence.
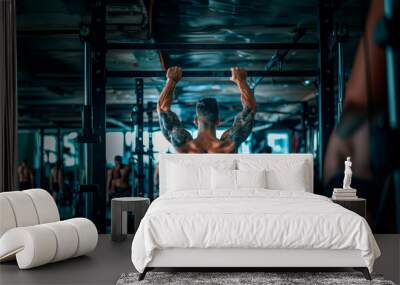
[138,268,148,281]
[354,267,371,280]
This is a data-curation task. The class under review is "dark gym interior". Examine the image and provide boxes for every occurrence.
[0,0,399,283]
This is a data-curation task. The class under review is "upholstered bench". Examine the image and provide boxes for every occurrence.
[0,189,98,269]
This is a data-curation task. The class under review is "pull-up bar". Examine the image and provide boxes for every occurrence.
[107,42,318,50]
[106,70,317,78]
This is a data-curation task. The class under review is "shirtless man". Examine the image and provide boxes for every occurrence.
[107,155,131,200]
[17,158,34,190]
[49,161,64,200]
[158,66,256,153]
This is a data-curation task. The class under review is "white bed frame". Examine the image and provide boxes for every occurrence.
[141,154,370,280]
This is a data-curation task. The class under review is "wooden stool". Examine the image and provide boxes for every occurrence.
[111,197,150,242]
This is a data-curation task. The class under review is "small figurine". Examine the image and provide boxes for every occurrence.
[343,157,353,189]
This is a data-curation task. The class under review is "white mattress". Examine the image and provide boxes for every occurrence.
[131,190,380,273]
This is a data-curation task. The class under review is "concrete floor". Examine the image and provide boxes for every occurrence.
[374,235,400,284]
[0,235,134,285]
[1,235,399,285]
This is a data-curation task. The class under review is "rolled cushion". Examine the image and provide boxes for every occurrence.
[24,189,60,223]
[0,218,98,269]
[0,196,17,237]
[0,226,57,269]
[0,189,59,239]
[0,191,39,227]
[65,218,98,257]
[42,221,79,262]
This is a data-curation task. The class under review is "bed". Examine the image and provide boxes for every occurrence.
[131,154,380,280]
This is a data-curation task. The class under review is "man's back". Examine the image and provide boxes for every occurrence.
[157,66,256,154]
[176,133,236,153]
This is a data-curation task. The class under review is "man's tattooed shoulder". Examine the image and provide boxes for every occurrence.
[221,107,255,147]
[159,110,193,148]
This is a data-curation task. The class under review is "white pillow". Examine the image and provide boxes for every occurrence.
[211,169,267,191]
[167,159,236,192]
[236,169,267,189]
[168,162,210,191]
[211,168,236,190]
[265,162,308,191]
[237,159,309,192]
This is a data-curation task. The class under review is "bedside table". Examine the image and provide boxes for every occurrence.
[331,198,366,218]
[111,197,150,242]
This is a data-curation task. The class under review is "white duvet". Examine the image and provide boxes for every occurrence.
[131,190,380,273]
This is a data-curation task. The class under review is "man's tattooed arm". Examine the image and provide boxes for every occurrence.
[221,67,256,148]
[221,107,254,147]
[159,110,193,148]
[157,66,192,149]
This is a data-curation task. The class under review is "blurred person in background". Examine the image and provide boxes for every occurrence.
[17,158,34,190]
[324,0,398,232]
[107,155,131,201]
[49,161,64,201]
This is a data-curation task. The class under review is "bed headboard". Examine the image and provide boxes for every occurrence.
[158,154,314,196]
